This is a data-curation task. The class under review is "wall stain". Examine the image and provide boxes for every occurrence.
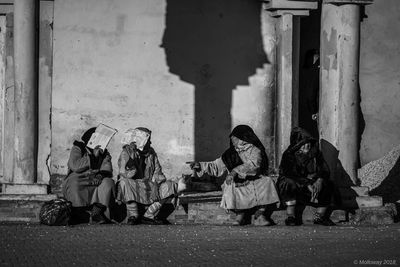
[40,19,53,76]
[62,14,126,47]
[322,28,337,70]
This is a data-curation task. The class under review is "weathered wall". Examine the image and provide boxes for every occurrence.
[51,0,276,182]
[0,2,53,185]
[359,0,400,165]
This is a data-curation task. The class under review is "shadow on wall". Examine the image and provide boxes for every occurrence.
[161,0,269,161]
[357,83,366,169]
[370,156,400,203]
[320,139,357,205]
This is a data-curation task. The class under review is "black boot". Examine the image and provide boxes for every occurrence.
[313,213,335,226]
[87,203,109,224]
[127,216,140,225]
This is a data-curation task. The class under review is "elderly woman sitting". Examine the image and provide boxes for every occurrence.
[62,127,115,224]
[190,125,280,226]
[117,127,185,225]
[277,127,335,226]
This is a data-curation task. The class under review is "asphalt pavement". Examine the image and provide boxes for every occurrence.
[0,223,399,267]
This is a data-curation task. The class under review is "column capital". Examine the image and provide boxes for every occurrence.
[323,0,373,5]
[264,0,318,17]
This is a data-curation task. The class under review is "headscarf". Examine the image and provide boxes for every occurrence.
[221,125,269,174]
[121,127,151,152]
[122,127,152,173]
[287,127,317,153]
[279,127,328,179]
[72,127,99,171]
[73,127,97,152]
[287,127,318,166]
[81,127,97,145]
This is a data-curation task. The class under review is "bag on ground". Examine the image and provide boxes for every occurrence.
[39,198,72,226]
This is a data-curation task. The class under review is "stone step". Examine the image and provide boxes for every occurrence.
[169,192,396,226]
[341,196,383,209]
[0,194,57,222]
[168,202,350,226]
[0,192,394,225]
[349,204,398,225]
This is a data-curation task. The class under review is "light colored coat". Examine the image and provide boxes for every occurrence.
[199,145,279,210]
[117,146,177,205]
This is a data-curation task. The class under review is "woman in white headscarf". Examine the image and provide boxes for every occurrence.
[117,127,183,225]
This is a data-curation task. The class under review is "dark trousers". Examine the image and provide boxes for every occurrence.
[277,176,334,206]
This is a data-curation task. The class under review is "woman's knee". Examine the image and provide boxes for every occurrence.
[278,177,298,192]
[64,176,80,191]
[117,177,129,188]
[100,178,115,190]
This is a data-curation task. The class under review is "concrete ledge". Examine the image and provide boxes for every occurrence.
[0,194,57,222]
[323,0,373,5]
[171,192,396,225]
[2,184,48,194]
[169,201,350,225]
[348,204,397,225]
[0,194,57,201]
[341,196,383,209]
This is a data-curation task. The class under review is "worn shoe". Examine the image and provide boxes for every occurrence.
[87,203,109,224]
[127,216,140,225]
[141,216,164,225]
[313,217,336,226]
[284,216,298,226]
[232,213,247,226]
[254,215,275,226]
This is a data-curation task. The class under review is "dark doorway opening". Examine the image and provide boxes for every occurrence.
[298,8,321,139]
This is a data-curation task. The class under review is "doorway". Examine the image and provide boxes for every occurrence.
[298,7,321,139]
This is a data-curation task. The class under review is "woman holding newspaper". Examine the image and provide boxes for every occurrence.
[116,127,186,225]
[62,126,116,224]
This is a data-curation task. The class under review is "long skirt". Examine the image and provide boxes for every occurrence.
[117,178,177,205]
[220,175,280,210]
[62,176,115,219]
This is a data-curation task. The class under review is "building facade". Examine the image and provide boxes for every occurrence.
[0,0,399,202]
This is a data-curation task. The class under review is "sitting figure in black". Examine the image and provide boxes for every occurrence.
[277,127,335,226]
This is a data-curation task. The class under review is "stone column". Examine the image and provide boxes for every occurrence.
[265,0,318,168]
[319,0,372,186]
[3,0,46,194]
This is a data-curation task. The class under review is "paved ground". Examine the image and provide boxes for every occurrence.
[0,223,399,267]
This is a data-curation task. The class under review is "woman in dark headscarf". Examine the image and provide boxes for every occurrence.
[277,127,335,226]
[190,125,280,226]
[62,127,115,223]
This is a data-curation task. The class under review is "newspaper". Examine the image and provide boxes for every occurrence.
[121,128,150,151]
[87,123,118,150]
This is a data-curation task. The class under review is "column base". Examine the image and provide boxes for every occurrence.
[2,184,48,194]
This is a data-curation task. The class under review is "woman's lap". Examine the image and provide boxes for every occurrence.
[221,176,280,210]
